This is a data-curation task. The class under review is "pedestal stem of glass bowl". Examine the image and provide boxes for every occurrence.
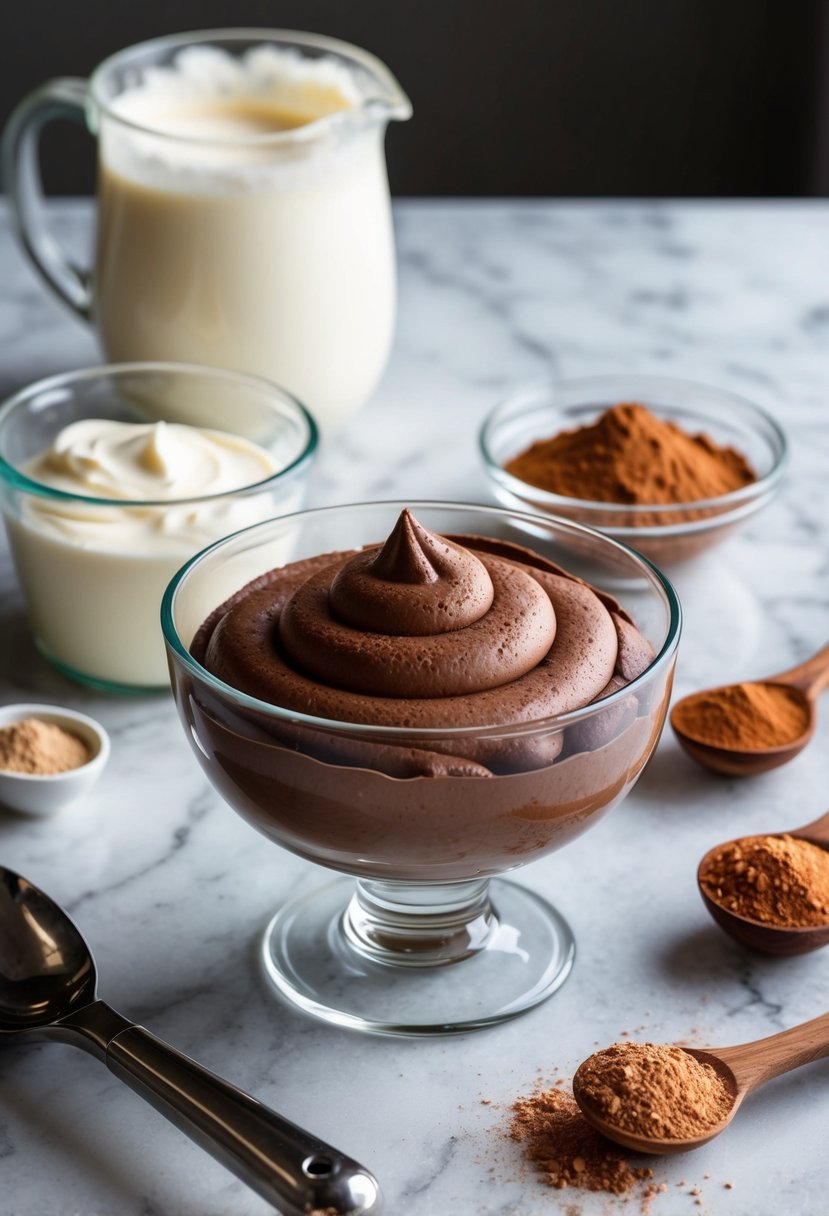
[342,877,497,968]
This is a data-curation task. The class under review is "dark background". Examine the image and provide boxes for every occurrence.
[4,0,829,196]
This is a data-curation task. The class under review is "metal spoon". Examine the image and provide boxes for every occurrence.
[573,1011,829,1154]
[0,866,380,1215]
[670,640,829,776]
[697,808,829,955]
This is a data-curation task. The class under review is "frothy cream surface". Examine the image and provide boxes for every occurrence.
[108,45,359,162]
[134,99,325,140]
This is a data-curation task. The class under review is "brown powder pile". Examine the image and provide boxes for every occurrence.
[0,718,90,775]
[671,681,809,751]
[700,833,829,927]
[574,1042,732,1140]
[509,1085,656,1195]
[504,402,756,505]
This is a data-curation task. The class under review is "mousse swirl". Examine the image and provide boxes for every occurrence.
[196,510,655,768]
[279,510,556,698]
[328,508,495,635]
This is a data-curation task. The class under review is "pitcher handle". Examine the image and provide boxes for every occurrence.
[2,78,93,321]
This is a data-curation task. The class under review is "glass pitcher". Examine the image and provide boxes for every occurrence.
[2,30,412,434]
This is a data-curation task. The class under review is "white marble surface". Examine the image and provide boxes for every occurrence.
[1,200,829,1216]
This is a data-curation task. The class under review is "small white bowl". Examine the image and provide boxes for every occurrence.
[0,703,110,817]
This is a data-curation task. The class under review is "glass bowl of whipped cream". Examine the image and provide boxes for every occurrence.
[162,500,681,1035]
[0,362,317,692]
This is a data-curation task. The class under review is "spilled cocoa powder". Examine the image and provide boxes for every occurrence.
[700,833,829,927]
[509,1085,659,1197]
[503,1066,736,1211]
[575,1042,733,1140]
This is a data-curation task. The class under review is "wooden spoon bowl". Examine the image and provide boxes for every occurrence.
[573,1046,739,1154]
[671,641,829,777]
[573,1011,829,1154]
[673,683,814,776]
[697,810,829,955]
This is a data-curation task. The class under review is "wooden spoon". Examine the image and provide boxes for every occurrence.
[670,640,829,776]
[573,1010,829,1154]
[697,809,829,955]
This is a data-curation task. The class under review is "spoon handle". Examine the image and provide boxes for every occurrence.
[774,640,829,698]
[716,1010,829,1092]
[61,1000,379,1215]
[792,808,829,847]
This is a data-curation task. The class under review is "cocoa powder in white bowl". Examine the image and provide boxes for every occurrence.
[0,703,109,816]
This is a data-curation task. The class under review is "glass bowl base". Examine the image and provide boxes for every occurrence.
[262,877,575,1036]
[34,638,168,696]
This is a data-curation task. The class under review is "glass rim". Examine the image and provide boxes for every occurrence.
[479,373,789,516]
[161,497,683,740]
[88,27,412,146]
[0,360,319,508]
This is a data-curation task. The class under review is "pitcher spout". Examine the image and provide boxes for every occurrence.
[347,46,412,126]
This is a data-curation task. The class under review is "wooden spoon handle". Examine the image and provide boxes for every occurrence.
[716,1010,829,1092]
[774,640,829,697]
[792,808,829,847]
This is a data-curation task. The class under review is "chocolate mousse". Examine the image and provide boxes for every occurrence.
[183,510,666,878]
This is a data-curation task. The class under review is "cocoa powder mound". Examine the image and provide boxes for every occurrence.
[574,1042,732,1140]
[509,1085,655,1195]
[504,402,756,505]
[0,718,90,775]
[671,681,809,752]
[700,833,829,927]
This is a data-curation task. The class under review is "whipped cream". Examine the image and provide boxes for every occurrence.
[8,419,297,688]
[23,419,280,553]
[36,418,278,497]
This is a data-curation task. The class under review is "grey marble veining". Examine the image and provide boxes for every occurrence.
[0,200,828,1215]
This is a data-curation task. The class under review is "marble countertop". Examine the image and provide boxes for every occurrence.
[2,200,829,1216]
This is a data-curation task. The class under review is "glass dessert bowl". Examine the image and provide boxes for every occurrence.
[162,501,681,1035]
[480,375,787,566]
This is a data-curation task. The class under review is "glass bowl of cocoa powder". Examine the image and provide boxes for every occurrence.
[480,375,787,566]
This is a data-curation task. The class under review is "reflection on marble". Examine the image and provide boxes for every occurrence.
[1,201,828,1216]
